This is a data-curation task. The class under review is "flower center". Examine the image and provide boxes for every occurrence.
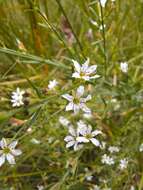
[73,97,80,104]
[85,134,92,139]
[3,147,10,154]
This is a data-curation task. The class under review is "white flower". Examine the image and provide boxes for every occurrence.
[139,143,143,152]
[130,186,135,190]
[72,58,100,81]
[83,112,93,119]
[37,185,44,190]
[93,185,101,190]
[85,175,93,181]
[64,127,83,151]
[101,154,115,165]
[108,146,120,153]
[48,79,58,90]
[0,138,22,166]
[11,87,25,107]
[120,62,128,73]
[77,120,102,146]
[59,116,70,127]
[62,86,92,114]
[100,0,107,7]
[119,158,128,170]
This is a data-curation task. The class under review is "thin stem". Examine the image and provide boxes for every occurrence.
[55,0,86,59]
[99,0,107,75]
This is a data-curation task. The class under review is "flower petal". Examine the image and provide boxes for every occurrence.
[77,137,89,143]
[69,127,76,136]
[66,141,75,148]
[6,153,16,165]
[72,60,81,73]
[82,95,92,103]
[90,75,100,79]
[80,104,91,113]
[0,154,5,166]
[81,58,90,72]
[66,102,74,111]
[64,136,74,142]
[62,94,73,101]
[0,138,7,149]
[86,65,97,74]
[76,86,84,98]
[92,130,102,137]
[73,104,80,114]
[90,138,100,146]
[9,141,18,149]
[72,72,81,78]
[11,149,22,156]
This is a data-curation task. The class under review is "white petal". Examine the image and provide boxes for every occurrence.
[72,60,81,73]
[77,137,89,143]
[0,154,5,166]
[66,141,75,148]
[74,143,83,151]
[100,0,107,7]
[78,125,87,136]
[90,75,100,79]
[76,86,84,98]
[9,141,18,149]
[66,102,74,111]
[0,138,7,149]
[82,95,92,102]
[90,138,100,146]
[62,94,73,101]
[86,65,97,74]
[82,76,90,81]
[81,58,90,72]
[64,136,74,142]
[73,104,80,114]
[87,125,92,134]
[69,127,76,136]
[80,104,91,113]
[6,153,16,165]
[92,130,102,136]
[72,72,81,78]
[11,149,22,156]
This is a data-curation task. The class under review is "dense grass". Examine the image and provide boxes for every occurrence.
[0,0,143,189]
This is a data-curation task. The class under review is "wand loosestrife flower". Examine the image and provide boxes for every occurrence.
[101,154,115,165]
[77,120,102,146]
[62,86,92,114]
[0,138,22,166]
[48,79,58,90]
[72,58,100,81]
[11,87,25,107]
[64,127,83,151]
[119,158,128,170]
[120,62,128,73]
[100,0,107,7]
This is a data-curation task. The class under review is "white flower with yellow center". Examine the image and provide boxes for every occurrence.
[11,87,25,107]
[62,86,92,114]
[101,154,115,165]
[119,158,128,170]
[48,79,58,90]
[77,120,102,146]
[0,138,22,166]
[64,127,83,151]
[72,58,100,81]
